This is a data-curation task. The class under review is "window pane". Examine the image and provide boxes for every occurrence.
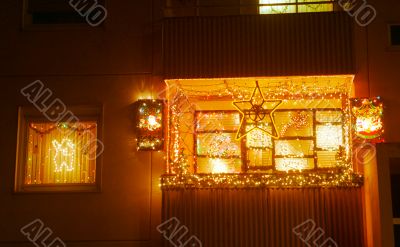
[316,111,342,123]
[317,151,338,168]
[298,3,333,13]
[316,124,343,150]
[25,122,97,185]
[196,112,240,132]
[260,0,296,3]
[260,5,296,14]
[391,174,400,218]
[390,25,400,46]
[275,111,313,137]
[196,133,241,157]
[27,0,105,25]
[275,140,314,157]
[246,125,273,149]
[32,12,86,24]
[391,159,400,218]
[197,157,242,173]
[248,149,273,168]
[297,0,333,2]
[275,158,314,172]
[259,0,296,14]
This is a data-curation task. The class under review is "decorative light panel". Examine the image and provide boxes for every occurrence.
[351,97,384,142]
[136,99,164,151]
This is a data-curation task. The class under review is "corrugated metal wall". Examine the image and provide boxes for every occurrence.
[163,12,354,78]
[162,188,364,247]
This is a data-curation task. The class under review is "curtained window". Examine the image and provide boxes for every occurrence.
[15,106,102,192]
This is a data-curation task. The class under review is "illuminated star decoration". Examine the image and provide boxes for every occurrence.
[233,81,282,140]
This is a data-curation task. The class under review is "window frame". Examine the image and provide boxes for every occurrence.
[388,24,400,51]
[15,105,103,193]
[259,0,337,15]
[163,0,339,17]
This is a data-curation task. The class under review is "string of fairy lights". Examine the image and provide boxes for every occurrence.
[158,77,380,188]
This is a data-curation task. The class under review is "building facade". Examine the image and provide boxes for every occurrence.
[0,0,399,247]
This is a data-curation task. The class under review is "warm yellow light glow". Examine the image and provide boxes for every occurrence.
[259,0,296,14]
[211,159,229,174]
[162,75,360,188]
[136,100,164,150]
[357,117,382,133]
[276,158,308,172]
[246,126,272,149]
[351,98,384,141]
[52,138,76,172]
[316,124,343,150]
[275,141,305,157]
[147,115,161,130]
[259,0,333,14]
[25,122,97,185]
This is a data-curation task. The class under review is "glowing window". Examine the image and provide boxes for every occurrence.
[16,106,102,192]
[259,0,334,14]
[195,112,242,173]
[24,122,98,185]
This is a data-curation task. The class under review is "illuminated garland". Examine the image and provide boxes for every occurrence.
[160,172,363,189]
[30,122,96,135]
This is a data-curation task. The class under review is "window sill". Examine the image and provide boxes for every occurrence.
[21,23,106,32]
[14,183,100,194]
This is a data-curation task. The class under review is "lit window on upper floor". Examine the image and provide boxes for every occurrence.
[259,0,334,14]
[163,0,339,17]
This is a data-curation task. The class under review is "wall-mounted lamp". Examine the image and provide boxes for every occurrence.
[135,99,164,151]
[351,97,384,143]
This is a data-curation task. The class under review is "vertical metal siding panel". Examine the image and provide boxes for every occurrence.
[162,188,365,246]
[163,13,354,78]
